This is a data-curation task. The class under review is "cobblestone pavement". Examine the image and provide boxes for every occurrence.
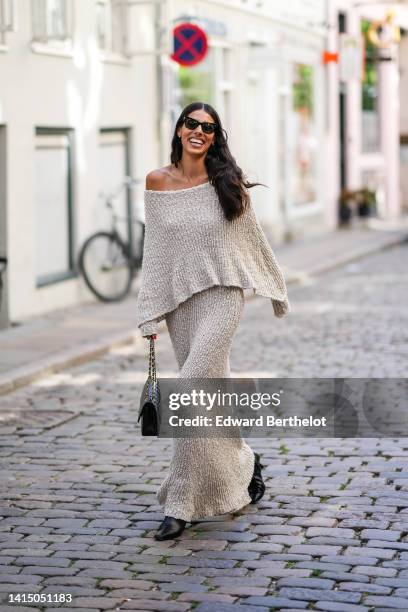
[0,243,407,611]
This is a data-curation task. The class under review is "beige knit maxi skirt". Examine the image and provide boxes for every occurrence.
[157,285,255,522]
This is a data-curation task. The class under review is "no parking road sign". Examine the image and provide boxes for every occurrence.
[171,22,208,67]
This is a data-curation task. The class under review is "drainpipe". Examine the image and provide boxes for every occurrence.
[127,0,170,167]
[154,0,164,164]
[378,42,400,220]
[154,0,173,167]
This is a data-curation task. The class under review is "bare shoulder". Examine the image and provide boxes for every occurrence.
[145,166,175,191]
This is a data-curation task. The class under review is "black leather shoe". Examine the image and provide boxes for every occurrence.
[248,452,266,504]
[154,516,186,541]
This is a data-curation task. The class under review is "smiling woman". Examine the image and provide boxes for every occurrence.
[145,102,266,219]
[137,101,290,541]
[176,113,216,172]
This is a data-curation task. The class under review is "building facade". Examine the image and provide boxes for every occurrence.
[1,0,331,325]
[1,1,406,326]
[326,0,408,225]
[0,0,159,324]
[161,0,329,242]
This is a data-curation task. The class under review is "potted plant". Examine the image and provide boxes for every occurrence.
[357,188,377,217]
[338,187,377,225]
[339,189,354,225]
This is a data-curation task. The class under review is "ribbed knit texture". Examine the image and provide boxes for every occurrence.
[157,285,255,522]
[136,181,290,337]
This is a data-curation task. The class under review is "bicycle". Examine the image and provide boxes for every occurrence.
[78,177,145,302]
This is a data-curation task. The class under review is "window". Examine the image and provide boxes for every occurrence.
[290,63,318,206]
[219,46,233,134]
[31,0,72,46]
[0,0,17,45]
[98,129,131,240]
[0,125,7,328]
[35,129,74,286]
[96,0,128,56]
[176,47,216,109]
[361,20,380,153]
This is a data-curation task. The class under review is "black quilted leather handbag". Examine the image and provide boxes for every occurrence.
[138,336,161,436]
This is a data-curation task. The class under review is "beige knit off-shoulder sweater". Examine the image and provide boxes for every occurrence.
[135,181,290,336]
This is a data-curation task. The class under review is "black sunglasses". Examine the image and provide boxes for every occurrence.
[183,115,217,134]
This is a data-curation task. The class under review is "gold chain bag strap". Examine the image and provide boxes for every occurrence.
[137,336,161,436]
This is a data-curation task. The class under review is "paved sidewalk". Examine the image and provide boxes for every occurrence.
[0,221,407,395]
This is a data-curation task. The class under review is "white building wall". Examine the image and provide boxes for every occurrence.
[327,0,408,222]
[0,0,158,322]
[165,0,329,242]
[0,0,332,322]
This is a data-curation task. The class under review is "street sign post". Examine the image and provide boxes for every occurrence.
[171,22,208,67]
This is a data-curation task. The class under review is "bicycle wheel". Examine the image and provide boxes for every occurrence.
[78,231,133,302]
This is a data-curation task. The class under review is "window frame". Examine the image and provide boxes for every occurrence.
[96,0,129,60]
[99,127,133,241]
[0,0,17,47]
[35,126,76,288]
[360,18,381,154]
[31,0,73,52]
[288,60,320,211]
[215,42,234,134]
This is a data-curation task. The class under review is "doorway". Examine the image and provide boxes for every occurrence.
[339,12,347,190]
[0,125,8,329]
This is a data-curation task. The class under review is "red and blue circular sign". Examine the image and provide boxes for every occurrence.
[171,22,208,67]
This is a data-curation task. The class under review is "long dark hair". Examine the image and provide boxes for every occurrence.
[170,101,266,221]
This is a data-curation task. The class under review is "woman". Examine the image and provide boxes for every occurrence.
[136,101,290,541]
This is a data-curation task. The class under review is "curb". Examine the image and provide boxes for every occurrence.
[281,231,408,285]
[0,231,406,396]
[0,330,140,396]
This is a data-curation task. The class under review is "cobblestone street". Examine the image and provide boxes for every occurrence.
[1,243,408,611]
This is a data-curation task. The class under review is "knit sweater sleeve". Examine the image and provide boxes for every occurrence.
[136,193,160,337]
[244,194,290,318]
[139,319,159,337]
